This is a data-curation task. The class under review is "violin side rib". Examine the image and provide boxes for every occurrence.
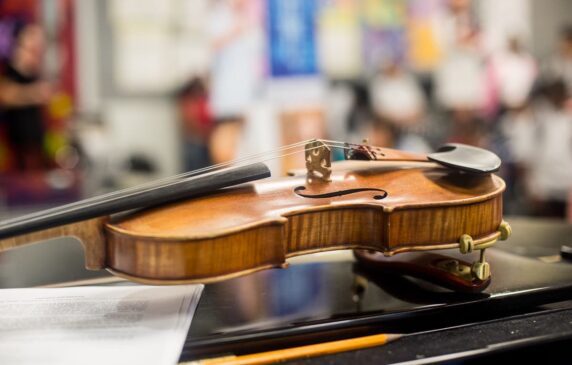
[103,195,503,284]
[105,219,288,284]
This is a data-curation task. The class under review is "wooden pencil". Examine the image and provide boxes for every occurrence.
[188,333,402,365]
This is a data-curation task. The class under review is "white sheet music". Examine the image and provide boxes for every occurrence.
[0,285,203,365]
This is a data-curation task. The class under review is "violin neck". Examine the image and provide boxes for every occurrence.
[0,162,270,269]
[0,162,270,237]
[0,217,107,270]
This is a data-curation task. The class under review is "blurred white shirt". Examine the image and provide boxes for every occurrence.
[500,109,536,163]
[527,104,572,201]
[209,1,263,118]
[547,56,572,96]
[490,51,537,108]
[435,47,486,110]
[370,72,425,123]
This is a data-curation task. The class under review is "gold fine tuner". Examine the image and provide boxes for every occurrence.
[457,221,512,281]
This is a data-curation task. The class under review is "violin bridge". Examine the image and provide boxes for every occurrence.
[305,140,332,182]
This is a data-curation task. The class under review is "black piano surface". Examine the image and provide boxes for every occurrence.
[2,217,572,364]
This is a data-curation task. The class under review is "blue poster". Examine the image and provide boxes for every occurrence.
[267,0,318,77]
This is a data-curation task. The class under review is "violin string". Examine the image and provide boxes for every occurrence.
[104,138,396,209]
[0,140,342,226]
[82,138,322,210]
[0,140,368,227]
[38,139,360,220]
[21,139,350,222]
[0,142,313,226]
[148,139,314,180]
[102,139,313,192]
[42,146,348,216]
[0,140,363,226]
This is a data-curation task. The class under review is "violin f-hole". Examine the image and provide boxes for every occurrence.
[294,186,388,200]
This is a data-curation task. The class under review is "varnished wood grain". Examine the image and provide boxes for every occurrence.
[387,196,502,249]
[285,208,383,254]
[106,221,286,281]
[0,159,507,284]
[104,160,506,283]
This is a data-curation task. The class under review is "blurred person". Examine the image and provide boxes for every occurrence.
[546,26,572,98]
[346,82,371,135]
[446,108,488,147]
[492,37,537,186]
[498,100,536,214]
[324,81,354,143]
[369,60,426,128]
[489,37,538,111]
[434,28,486,113]
[354,113,396,149]
[176,77,213,172]
[347,81,431,154]
[491,37,538,213]
[0,21,51,171]
[434,0,478,57]
[484,37,538,214]
[208,0,263,164]
[524,80,572,218]
[434,25,492,157]
[354,111,431,154]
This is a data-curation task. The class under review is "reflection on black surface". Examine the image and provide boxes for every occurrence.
[2,215,572,361]
[189,259,437,338]
[189,244,572,343]
[353,263,489,305]
[210,264,330,333]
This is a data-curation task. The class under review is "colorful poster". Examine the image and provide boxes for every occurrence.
[363,28,407,73]
[407,19,442,72]
[406,0,444,72]
[361,0,407,29]
[267,0,318,77]
[316,0,362,78]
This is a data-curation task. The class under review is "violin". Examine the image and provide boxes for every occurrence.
[0,140,510,287]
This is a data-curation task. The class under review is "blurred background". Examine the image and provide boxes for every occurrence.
[0,0,571,220]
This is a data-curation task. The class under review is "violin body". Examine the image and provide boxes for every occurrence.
[0,141,510,287]
[105,160,505,284]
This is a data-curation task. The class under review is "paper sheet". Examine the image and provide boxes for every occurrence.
[0,285,203,365]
